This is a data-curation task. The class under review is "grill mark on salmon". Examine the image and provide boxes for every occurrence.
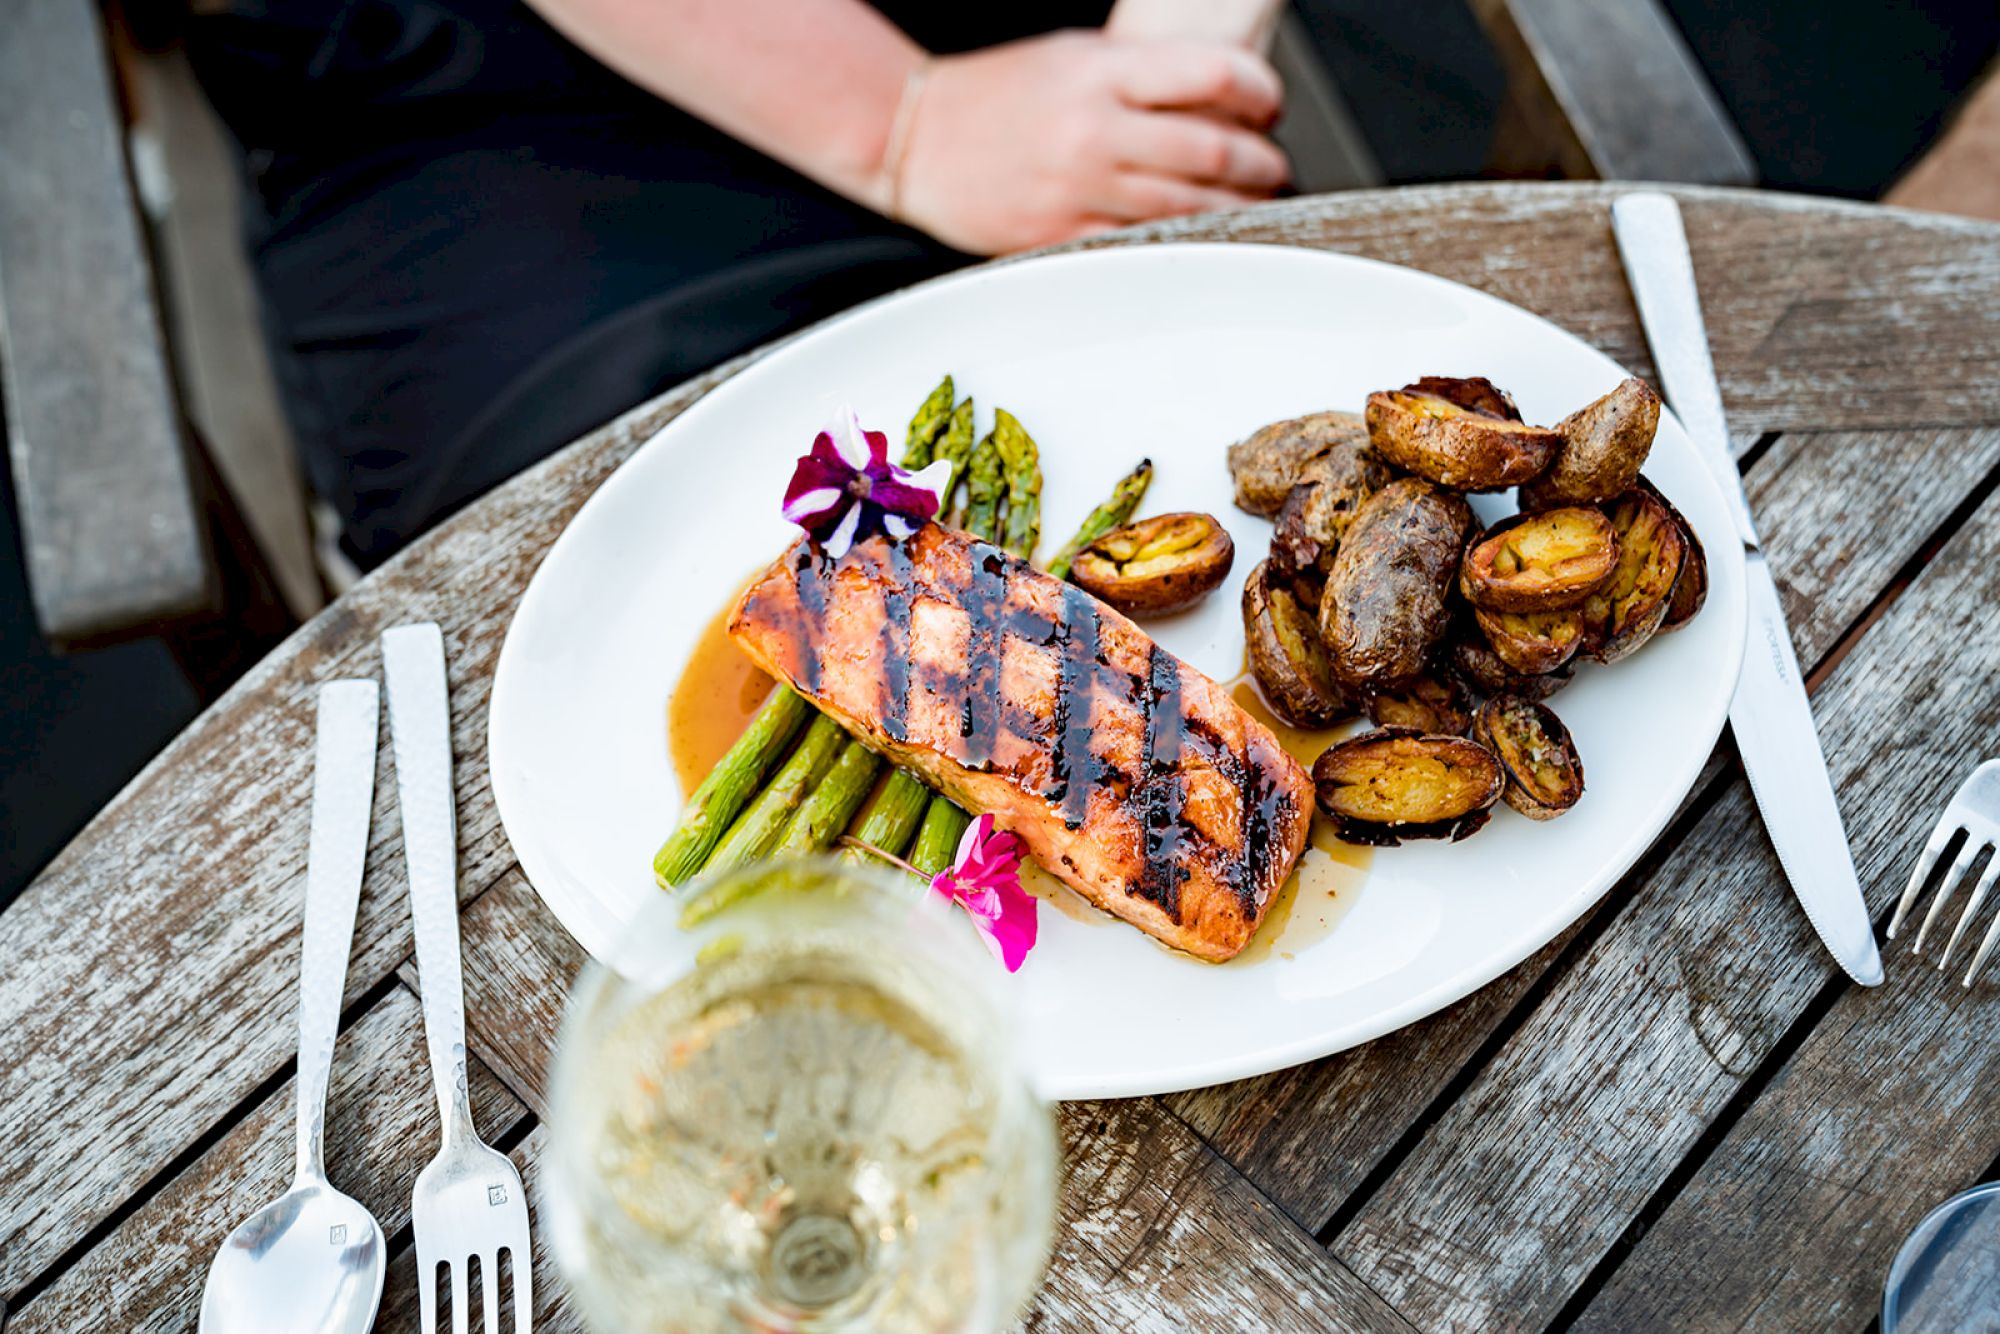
[1133,645,1187,920]
[729,525,1314,961]
[958,544,1009,767]
[790,544,829,694]
[1049,584,1103,830]
[875,539,914,743]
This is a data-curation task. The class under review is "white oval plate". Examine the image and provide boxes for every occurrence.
[489,243,1746,1100]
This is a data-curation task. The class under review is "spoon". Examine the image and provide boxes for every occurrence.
[200,681,387,1333]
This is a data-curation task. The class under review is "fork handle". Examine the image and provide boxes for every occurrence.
[295,680,380,1184]
[383,624,478,1147]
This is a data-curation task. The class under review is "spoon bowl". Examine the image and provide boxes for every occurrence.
[200,1179,385,1334]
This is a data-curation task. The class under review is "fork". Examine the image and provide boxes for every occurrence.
[1887,758,2000,986]
[383,623,533,1333]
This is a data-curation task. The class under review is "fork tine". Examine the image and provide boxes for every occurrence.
[482,1250,501,1334]
[1915,836,1982,954]
[511,1245,534,1334]
[452,1258,471,1334]
[1890,818,1962,939]
[1938,844,1999,966]
[421,1258,440,1334]
[1963,893,2000,986]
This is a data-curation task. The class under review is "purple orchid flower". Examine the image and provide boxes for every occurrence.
[782,406,952,559]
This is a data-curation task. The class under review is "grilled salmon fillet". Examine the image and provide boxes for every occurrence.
[729,525,1313,961]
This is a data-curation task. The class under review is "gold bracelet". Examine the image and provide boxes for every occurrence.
[878,56,934,222]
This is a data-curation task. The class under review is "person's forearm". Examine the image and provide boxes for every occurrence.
[523,0,923,209]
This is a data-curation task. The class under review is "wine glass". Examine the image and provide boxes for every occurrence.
[544,857,1058,1332]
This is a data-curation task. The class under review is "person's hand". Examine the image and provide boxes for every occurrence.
[893,31,1289,255]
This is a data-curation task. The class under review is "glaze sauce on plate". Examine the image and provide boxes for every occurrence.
[1221,665,1371,964]
[668,593,776,793]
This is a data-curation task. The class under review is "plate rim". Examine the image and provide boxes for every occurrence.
[488,240,1749,1099]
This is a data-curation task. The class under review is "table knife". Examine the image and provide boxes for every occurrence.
[1611,191,1884,986]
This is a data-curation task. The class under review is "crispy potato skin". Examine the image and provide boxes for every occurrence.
[1518,377,1662,509]
[1228,411,1370,517]
[1474,605,1586,675]
[1269,441,1396,581]
[1473,696,1584,820]
[1321,478,1473,693]
[1365,674,1473,735]
[1460,507,1620,613]
[1073,512,1235,617]
[1365,379,1562,491]
[1584,487,1687,663]
[1312,727,1504,844]
[1638,477,1709,632]
[1243,561,1358,727]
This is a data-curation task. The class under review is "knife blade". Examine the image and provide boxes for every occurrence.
[1611,191,1884,986]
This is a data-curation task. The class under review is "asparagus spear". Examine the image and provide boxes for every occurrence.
[934,398,975,521]
[702,714,847,876]
[994,408,1042,559]
[962,430,1004,539]
[773,739,883,854]
[907,800,973,878]
[1046,458,1154,580]
[653,686,812,887]
[840,767,931,863]
[904,375,955,468]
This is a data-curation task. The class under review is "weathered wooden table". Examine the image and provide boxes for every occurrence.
[7,183,2000,1332]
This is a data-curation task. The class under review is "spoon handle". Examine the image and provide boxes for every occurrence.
[381,623,477,1147]
[295,680,381,1183]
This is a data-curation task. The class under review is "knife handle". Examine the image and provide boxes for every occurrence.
[295,679,379,1184]
[1610,192,1760,548]
[382,623,477,1147]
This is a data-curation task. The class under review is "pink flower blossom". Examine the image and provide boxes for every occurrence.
[782,406,952,558]
[930,814,1038,972]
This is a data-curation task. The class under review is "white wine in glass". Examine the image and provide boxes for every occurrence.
[545,858,1058,1332]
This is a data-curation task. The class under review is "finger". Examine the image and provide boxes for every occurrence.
[1110,41,1284,127]
[1113,110,1291,190]
[1092,171,1268,224]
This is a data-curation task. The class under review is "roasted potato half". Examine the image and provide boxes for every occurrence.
[1637,477,1709,632]
[1243,561,1356,727]
[1460,507,1620,613]
[1072,512,1235,616]
[1518,377,1662,509]
[1366,674,1473,735]
[1448,624,1575,702]
[1227,410,1370,517]
[1472,695,1584,820]
[1268,441,1396,581]
[1321,478,1473,692]
[1582,487,1688,662]
[1474,606,1586,675]
[1365,377,1563,491]
[1312,727,1504,844]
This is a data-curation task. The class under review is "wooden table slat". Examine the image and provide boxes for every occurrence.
[1329,478,2000,1329]
[1575,957,2000,1331]
[6,988,527,1331]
